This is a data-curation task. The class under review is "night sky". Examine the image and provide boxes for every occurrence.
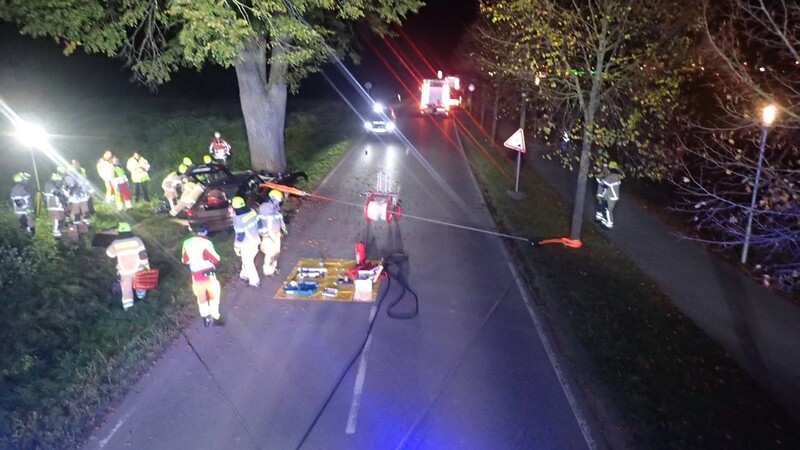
[0,0,478,105]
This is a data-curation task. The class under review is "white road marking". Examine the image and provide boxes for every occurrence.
[97,408,135,449]
[346,305,378,434]
[507,261,597,450]
[454,123,597,449]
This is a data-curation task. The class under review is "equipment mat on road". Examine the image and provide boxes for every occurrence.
[274,257,380,302]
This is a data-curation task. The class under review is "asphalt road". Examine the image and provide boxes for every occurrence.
[83,114,595,450]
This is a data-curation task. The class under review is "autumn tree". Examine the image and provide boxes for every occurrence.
[0,0,422,171]
[673,0,800,291]
[469,0,696,239]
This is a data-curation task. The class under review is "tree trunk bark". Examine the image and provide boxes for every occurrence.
[570,137,593,240]
[235,39,288,172]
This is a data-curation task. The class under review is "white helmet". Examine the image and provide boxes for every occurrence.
[214,131,221,138]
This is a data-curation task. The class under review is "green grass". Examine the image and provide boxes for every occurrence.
[458,122,800,449]
[0,97,358,449]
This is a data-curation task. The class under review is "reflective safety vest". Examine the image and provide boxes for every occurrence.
[233,208,261,245]
[126,156,151,183]
[181,235,220,274]
[43,181,65,211]
[209,138,231,159]
[106,236,148,275]
[258,201,284,235]
[112,165,129,186]
[598,171,622,201]
[10,183,32,215]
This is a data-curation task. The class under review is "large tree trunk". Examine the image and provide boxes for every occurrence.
[235,39,288,172]
[570,137,593,240]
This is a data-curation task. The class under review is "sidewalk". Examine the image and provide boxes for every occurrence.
[517,137,800,420]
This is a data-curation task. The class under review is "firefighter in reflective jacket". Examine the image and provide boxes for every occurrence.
[126,151,151,202]
[169,177,205,216]
[44,171,67,237]
[106,222,149,310]
[232,196,263,287]
[10,172,34,233]
[161,164,187,210]
[258,190,287,277]
[181,223,224,327]
[595,161,623,229]
[64,165,91,225]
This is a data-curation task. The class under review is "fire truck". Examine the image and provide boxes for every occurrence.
[420,76,462,116]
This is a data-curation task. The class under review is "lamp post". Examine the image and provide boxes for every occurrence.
[15,121,48,192]
[741,104,777,264]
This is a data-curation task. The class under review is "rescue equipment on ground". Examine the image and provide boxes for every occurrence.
[284,280,319,296]
[363,172,401,223]
[133,268,160,290]
[297,266,328,278]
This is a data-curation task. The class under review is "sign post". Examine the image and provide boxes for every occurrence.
[503,128,526,196]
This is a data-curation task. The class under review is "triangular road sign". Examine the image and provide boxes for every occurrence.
[503,128,526,153]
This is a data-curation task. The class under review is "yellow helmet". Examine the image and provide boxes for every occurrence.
[13,173,24,183]
[608,161,619,169]
[268,189,284,203]
[182,156,193,166]
[51,172,63,181]
[117,222,132,233]
[178,164,188,174]
[231,196,246,209]
[203,155,212,164]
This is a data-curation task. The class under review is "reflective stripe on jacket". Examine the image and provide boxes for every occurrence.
[127,156,151,183]
[599,172,622,201]
[181,235,220,274]
[233,209,261,245]
[97,158,114,181]
[11,184,31,214]
[258,201,284,235]
[106,236,148,275]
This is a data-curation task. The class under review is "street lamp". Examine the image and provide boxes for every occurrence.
[741,104,777,264]
[14,120,48,192]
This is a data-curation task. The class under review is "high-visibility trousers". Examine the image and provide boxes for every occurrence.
[192,275,221,320]
[260,232,281,276]
[119,273,135,310]
[239,242,260,286]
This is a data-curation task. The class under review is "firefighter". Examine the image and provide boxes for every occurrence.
[169,176,205,217]
[126,151,151,202]
[258,189,287,277]
[595,161,624,229]
[181,223,224,327]
[10,172,34,234]
[43,171,67,237]
[106,222,149,310]
[161,164,187,211]
[231,196,262,287]
[96,149,115,202]
[64,164,91,225]
[209,131,231,165]
[110,157,133,210]
[182,156,194,169]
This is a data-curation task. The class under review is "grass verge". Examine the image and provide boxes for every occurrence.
[457,121,800,449]
[0,97,358,449]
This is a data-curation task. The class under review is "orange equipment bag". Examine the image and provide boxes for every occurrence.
[133,268,160,290]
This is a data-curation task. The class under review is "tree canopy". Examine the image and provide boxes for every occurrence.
[468,0,697,238]
[0,0,423,170]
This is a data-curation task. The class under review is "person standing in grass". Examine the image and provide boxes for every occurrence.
[44,171,67,237]
[111,156,133,210]
[106,222,149,310]
[181,223,225,327]
[96,149,115,202]
[209,131,231,165]
[10,172,34,234]
[64,163,91,226]
[126,151,151,202]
